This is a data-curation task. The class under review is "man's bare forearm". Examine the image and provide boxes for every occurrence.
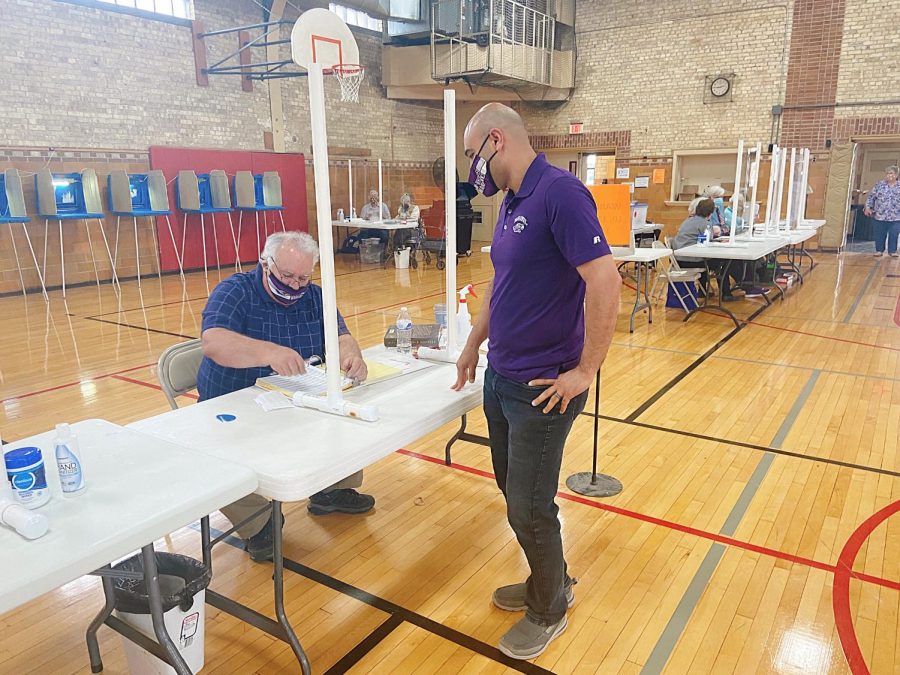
[201,327,276,368]
[577,257,621,374]
[463,281,492,351]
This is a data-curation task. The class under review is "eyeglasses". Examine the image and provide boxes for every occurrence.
[269,258,311,286]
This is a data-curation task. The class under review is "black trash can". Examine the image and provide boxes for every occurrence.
[112,552,211,673]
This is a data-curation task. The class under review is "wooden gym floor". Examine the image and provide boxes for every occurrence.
[1,247,898,674]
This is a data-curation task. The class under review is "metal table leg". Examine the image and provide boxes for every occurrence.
[86,568,116,673]
[444,414,491,465]
[685,258,740,327]
[272,501,311,675]
[203,503,311,674]
[142,545,192,675]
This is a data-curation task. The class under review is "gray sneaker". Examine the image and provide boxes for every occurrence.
[492,581,575,612]
[498,615,568,660]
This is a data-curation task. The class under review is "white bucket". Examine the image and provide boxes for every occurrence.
[116,589,205,674]
[394,247,411,269]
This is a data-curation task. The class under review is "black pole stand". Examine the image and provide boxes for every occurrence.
[565,370,623,497]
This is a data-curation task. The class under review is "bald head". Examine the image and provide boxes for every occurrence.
[465,103,529,148]
[463,103,536,194]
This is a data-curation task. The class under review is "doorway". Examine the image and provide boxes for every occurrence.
[543,149,616,185]
[848,142,900,249]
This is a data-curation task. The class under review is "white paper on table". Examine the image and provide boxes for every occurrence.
[255,390,299,412]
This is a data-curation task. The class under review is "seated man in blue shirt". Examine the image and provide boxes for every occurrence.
[198,231,374,562]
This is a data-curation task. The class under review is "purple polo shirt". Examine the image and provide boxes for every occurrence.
[488,154,611,383]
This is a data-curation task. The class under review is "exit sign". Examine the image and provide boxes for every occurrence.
[569,122,584,135]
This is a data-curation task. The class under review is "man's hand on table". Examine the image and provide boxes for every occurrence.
[342,352,367,383]
[452,345,480,391]
[268,345,307,376]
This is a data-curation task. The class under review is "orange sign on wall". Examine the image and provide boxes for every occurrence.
[587,184,631,247]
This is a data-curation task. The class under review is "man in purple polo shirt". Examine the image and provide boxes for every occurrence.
[453,103,621,660]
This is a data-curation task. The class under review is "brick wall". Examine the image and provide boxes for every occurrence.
[779,0,845,149]
[0,0,443,294]
[517,0,791,157]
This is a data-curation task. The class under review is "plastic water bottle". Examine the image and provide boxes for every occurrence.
[396,307,413,354]
[54,423,86,495]
[697,228,708,247]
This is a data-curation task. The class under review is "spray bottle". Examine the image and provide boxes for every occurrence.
[0,444,49,540]
[456,284,478,349]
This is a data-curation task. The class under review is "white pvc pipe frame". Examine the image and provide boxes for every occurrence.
[306,66,459,409]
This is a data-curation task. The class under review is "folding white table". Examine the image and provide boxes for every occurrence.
[674,237,790,326]
[0,419,257,675]
[129,355,485,674]
[613,246,673,332]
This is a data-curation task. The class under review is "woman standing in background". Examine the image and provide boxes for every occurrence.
[864,165,900,257]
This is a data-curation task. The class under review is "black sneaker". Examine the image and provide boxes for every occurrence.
[307,489,375,516]
[244,517,275,563]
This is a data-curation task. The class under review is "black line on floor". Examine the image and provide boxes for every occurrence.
[83,315,197,339]
[323,615,404,675]
[579,412,900,478]
[283,558,555,675]
[82,266,399,319]
[85,295,209,319]
[198,523,555,674]
[624,302,770,423]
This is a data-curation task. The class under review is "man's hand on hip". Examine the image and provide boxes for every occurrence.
[529,366,595,414]
[268,345,307,376]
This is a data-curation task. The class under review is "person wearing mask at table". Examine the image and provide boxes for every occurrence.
[864,165,900,257]
[394,192,422,253]
[672,198,738,300]
[359,188,391,245]
[703,185,727,227]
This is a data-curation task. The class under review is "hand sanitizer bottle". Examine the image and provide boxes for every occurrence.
[54,423,86,495]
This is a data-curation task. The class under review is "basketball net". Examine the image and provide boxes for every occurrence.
[331,64,364,103]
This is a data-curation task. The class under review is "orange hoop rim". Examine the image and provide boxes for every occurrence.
[329,63,364,77]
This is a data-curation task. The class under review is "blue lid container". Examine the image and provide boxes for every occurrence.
[4,446,44,469]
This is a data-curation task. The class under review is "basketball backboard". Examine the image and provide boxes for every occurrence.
[291,8,360,73]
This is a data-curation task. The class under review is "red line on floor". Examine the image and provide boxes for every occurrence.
[1,361,158,404]
[396,449,900,593]
[894,290,900,328]
[110,374,198,400]
[745,320,900,352]
[833,500,900,675]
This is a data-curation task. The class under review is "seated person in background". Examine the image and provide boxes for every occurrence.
[672,198,738,300]
[722,193,746,233]
[359,189,391,245]
[703,185,727,226]
[198,231,375,562]
[395,192,421,250]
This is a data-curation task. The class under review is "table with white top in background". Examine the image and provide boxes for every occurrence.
[613,246,673,332]
[675,237,789,326]
[0,419,257,675]
[332,218,415,261]
[478,244,669,332]
[130,352,485,674]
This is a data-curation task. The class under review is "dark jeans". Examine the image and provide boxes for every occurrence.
[873,219,900,254]
[483,366,588,626]
[679,260,739,296]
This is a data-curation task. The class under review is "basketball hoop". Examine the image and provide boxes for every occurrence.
[331,64,364,103]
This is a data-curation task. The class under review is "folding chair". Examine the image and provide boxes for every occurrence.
[650,241,702,313]
[156,339,203,410]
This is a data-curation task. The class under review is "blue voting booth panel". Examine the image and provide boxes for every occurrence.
[108,173,172,216]
[0,172,30,223]
[176,173,232,214]
[35,172,104,220]
[233,171,283,211]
